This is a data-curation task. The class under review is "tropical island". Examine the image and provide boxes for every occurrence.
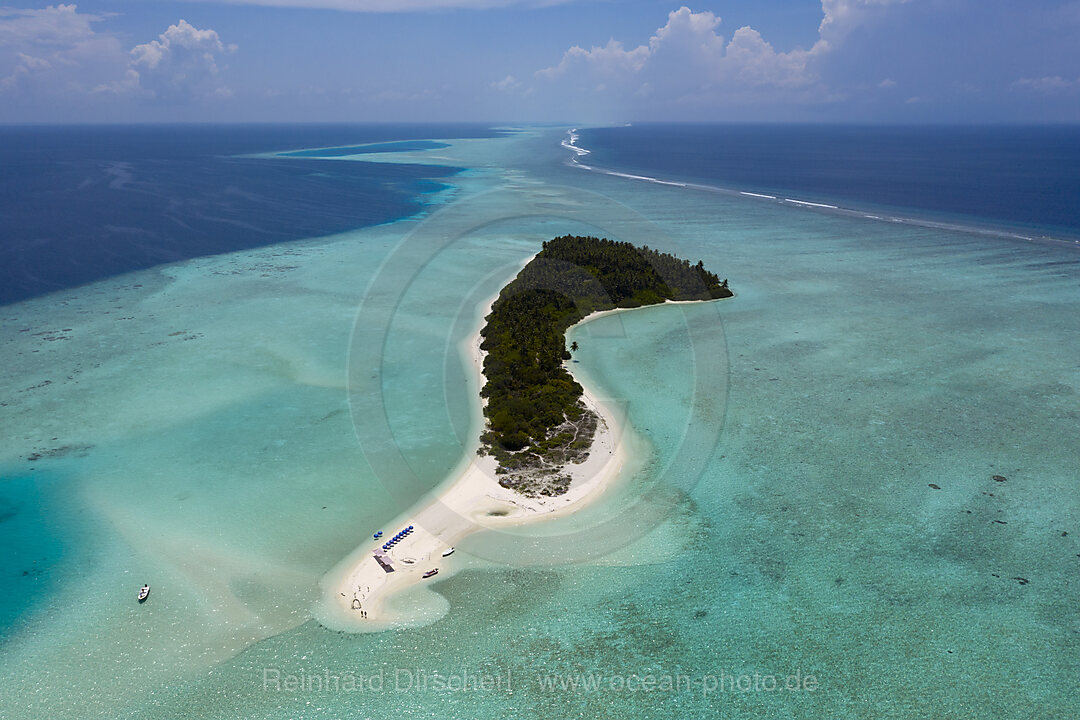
[320,235,730,628]
[480,235,731,495]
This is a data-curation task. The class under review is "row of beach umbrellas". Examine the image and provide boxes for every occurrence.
[379,525,414,550]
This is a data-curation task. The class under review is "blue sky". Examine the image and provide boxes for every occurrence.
[1,0,1078,123]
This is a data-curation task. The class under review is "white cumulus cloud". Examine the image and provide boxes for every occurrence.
[0,4,130,98]
[127,19,236,100]
[530,2,937,116]
[0,3,105,46]
[723,26,819,88]
[536,6,824,104]
[1,6,235,107]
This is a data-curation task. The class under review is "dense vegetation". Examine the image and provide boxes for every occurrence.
[479,235,731,496]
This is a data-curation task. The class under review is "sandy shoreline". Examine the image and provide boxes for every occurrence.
[315,290,728,631]
[316,290,632,631]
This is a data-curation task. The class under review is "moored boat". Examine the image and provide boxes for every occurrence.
[422,569,439,579]
[137,584,150,602]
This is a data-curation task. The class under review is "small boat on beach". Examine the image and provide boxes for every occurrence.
[137,584,150,603]
[441,547,455,557]
[422,569,439,579]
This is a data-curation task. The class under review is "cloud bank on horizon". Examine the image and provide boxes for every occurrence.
[0,5,234,110]
[0,0,1078,122]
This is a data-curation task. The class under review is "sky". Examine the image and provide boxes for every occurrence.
[0,0,1078,123]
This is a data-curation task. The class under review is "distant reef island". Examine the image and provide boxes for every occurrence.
[479,235,732,496]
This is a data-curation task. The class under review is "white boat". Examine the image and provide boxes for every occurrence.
[441,547,455,557]
[137,584,150,603]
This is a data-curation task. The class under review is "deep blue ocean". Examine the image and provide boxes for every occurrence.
[576,124,1080,240]
[0,124,501,306]
[5,123,1078,308]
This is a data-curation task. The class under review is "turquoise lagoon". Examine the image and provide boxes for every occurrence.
[0,127,1077,718]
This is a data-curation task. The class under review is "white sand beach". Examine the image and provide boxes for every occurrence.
[317,292,632,630]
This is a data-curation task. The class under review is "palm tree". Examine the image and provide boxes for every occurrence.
[569,341,578,352]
